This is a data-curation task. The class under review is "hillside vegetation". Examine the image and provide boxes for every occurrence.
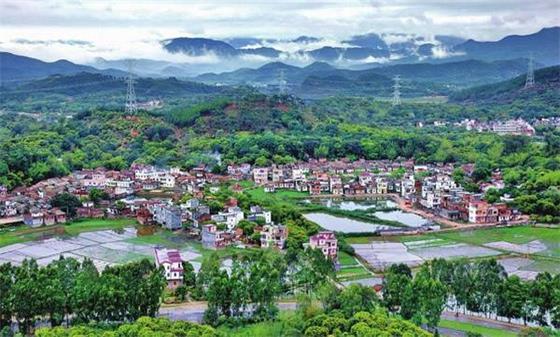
[450,66,560,105]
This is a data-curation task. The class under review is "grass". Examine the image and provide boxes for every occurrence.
[434,226,560,246]
[337,266,367,275]
[0,225,52,248]
[217,312,296,337]
[338,251,359,266]
[438,319,517,337]
[245,187,308,209]
[63,218,136,236]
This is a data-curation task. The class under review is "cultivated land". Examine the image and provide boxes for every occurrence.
[348,225,560,276]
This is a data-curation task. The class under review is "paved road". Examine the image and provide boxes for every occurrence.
[441,311,523,334]
[158,301,298,323]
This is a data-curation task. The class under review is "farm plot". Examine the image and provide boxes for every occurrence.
[0,227,201,271]
[352,240,502,271]
[352,242,424,270]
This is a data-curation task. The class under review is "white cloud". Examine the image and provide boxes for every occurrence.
[0,0,558,63]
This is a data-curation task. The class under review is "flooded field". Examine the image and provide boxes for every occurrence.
[372,210,428,227]
[0,227,202,271]
[302,213,394,233]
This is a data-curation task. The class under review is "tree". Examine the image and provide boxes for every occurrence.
[468,259,506,317]
[182,260,196,288]
[0,263,15,329]
[50,193,82,217]
[88,188,109,205]
[337,284,378,317]
[530,273,554,326]
[11,259,42,334]
[497,275,529,324]
[382,263,412,312]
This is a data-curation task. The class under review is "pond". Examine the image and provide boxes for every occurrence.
[303,197,397,211]
[372,210,428,227]
[303,213,394,233]
[303,197,429,227]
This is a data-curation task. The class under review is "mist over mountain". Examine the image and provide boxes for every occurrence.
[94,27,559,77]
[2,27,557,92]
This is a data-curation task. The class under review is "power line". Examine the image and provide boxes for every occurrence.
[525,53,535,89]
[125,60,138,115]
[392,75,401,106]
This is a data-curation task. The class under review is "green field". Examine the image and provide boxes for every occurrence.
[438,319,518,337]
[0,225,47,248]
[245,187,308,208]
[336,251,373,281]
[434,226,560,246]
[64,218,136,235]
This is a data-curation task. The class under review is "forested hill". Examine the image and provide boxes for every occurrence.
[1,72,224,98]
[450,66,560,105]
[0,72,233,113]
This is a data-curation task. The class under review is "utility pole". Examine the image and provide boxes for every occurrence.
[392,75,401,106]
[125,60,138,115]
[525,53,535,89]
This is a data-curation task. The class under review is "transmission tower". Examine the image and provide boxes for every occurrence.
[392,75,401,106]
[125,60,138,115]
[278,69,287,95]
[524,53,535,89]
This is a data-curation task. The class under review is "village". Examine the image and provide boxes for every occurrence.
[0,157,522,257]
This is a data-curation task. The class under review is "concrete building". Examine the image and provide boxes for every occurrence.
[309,231,338,259]
[154,248,183,289]
[150,204,182,230]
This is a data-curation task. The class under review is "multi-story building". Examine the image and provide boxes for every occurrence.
[253,168,269,185]
[150,204,182,230]
[309,231,338,259]
[260,224,288,249]
[211,206,244,231]
[202,224,228,249]
[154,248,183,289]
[248,205,272,224]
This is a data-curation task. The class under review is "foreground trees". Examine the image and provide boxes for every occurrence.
[382,258,560,329]
[0,258,165,334]
[34,316,220,337]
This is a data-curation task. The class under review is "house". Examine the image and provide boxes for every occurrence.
[309,181,322,195]
[154,248,184,289]
[0,185,7,201]
[136,208,153,225]
[253,168,269,185]
[248,206,272,224]
[202,224,228,249]
[309,231,338,259]
[23,208,67,227]
[211,206,244,231]
[260,225,288,249]
[150,204,183,230]
[264,183,276,193]
[53,209,67,223]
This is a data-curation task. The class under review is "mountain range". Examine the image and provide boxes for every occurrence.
[195,58,531,89]
[0,52,127,85]
[158,27,558,67]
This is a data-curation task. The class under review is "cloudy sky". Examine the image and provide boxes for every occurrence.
[1,0,558,63]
